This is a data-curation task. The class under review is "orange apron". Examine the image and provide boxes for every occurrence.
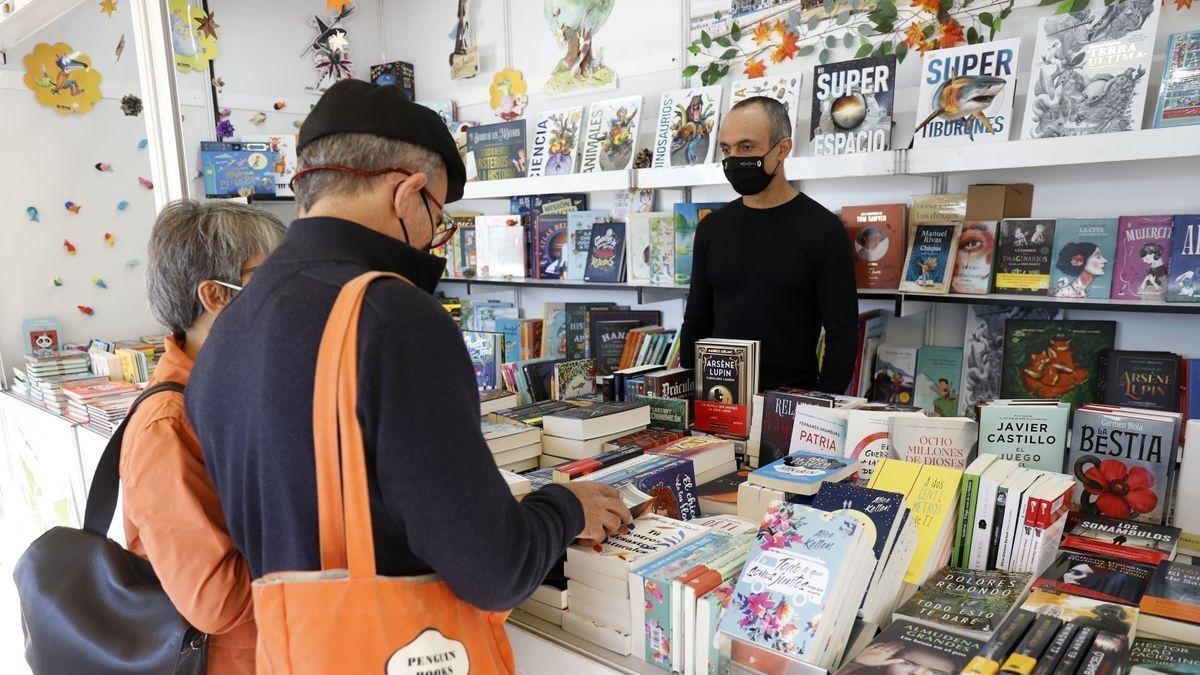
[252,272,516,674]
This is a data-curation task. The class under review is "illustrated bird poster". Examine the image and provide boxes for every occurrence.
[543,0,618,95]
[913,38,1020,148]
[651,85,722,168]
[169,0,219,74]
[23,43,103,115]
[302,6,355,93]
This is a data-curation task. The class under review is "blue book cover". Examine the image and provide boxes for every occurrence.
[566,211,611,281]
[1049,218,1120,299]
[631,457,700,522]
[1168,215,1200,303]
[812,482,904,565]
[717,502,864,659]
[584,222,628,283]
[750,451,858,494]
[1153,30,1200,129]
[22,317,61,356]
[673,203,725,286]
[1189,359,1200,421]
[495,318,521,363]
[533,214,569,279]
[533,193,588,216]
[467,120,527,181]
[901,223,958,293]
[463,331,502,390]
[200,141,277,198]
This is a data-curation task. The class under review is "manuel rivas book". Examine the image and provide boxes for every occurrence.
[652,85,721,168]
[810,56,897,155]
[913,38,1020,147]
[900,223,960,294]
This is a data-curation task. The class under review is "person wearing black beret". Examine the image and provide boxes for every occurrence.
[186,80,630,652]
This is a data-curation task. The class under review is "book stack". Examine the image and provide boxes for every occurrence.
[1137,560,1200,644]
[62,380,139,425]
[83,391,141,434]
[647,436,738,487]
[1130,636,1200,674]
[718,502,876,671]
[757,388,869,467]
[693,339,759,438]
[738,451,860,525]
[815,483,920,625]
[499,468,531,499]
[561,513,709,655]
[976,399,1071,472]
[22,349,93,405]
[869,459,965,586]
[517,582,568,627]
[489,400,578,427]
[629,514,758,672]
[480,419,542,473]
[696,469,748,517]
[952,455,1075,574]
[114,343,160,384]
[894,566,1033,641]
[550,429,684,483]
[540,402,650,466]
[574,452,702,521]
[478,389,518,416]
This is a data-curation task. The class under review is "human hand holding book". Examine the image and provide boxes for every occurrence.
[564,482,633,548]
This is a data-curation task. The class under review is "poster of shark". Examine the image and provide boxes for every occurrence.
[1022,0,1160,139]
[913,39,1021,148]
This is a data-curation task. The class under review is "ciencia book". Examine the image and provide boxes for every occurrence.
[950,221,1000,295]
[842,203,906,290]
[999,319,1116,405]
[528,106,583,177]
[466,120,527,182]
[651,85,722,168]
[1022,0,1160,139]
[1112,216,1175,302]
[1049,218,1120,300]
[673,203,724,286]
[1168,215,1200,303]
[1153,30,1200,129]
[809,55,897,156]
[912,38,1021,147]
[994,218,1056,295]
[579,95,642,173]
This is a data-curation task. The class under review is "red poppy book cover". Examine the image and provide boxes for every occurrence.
[1067,405,1183,526]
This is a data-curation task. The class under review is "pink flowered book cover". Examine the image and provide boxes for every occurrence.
[716,502,862,660]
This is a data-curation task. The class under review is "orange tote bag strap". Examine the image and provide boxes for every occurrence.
[312,271,411,573]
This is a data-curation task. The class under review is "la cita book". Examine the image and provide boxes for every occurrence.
[651,85,722,168]
[1168,215,1200,303]
[466,120,527,181]
[809,56,897,155]
[835,618,983,675]
[527,107,583,177]
[841,204,906,290]
[893,567,1032,639]
[999,319,1116,406]
[1112,216,1175,302]
[1153,30,1200,129]
[673,203,724,286]
[951,221,1000,295]
[994,218,1056,295]
[584,222,628,283]
[1049,218,1120,300]
[1021,0,1160,139]
[579,95,642,173]
[1034,549,1157,606]
[912,38,1021,147]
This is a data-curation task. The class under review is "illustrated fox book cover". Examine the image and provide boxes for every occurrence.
[1021,0,1160,139]
[959,305,1060,417]
[999,319,1116,405]
[842,203,906,289]
[1112,216,1175,302]
[913,38,1021,148]
[652,85,722,168]
[809,56,896,156]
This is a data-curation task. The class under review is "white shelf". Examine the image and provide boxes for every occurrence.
[0,0,86,52]
[462,170,632,200]
[637,164,727,189]
[906,126,1200,175]
[784,152,903,181]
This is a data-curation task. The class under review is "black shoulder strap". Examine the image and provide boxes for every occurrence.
[83,382,187,535]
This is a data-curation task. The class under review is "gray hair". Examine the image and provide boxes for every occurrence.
[146,200,285,336]
[292,133,445,211]
[731,96,793,147]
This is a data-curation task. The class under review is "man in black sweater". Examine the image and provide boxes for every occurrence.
[680,96,859,395]
[186,81,630,612]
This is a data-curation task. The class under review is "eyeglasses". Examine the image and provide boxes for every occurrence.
[289,165,457,249]
[211,280,243,292]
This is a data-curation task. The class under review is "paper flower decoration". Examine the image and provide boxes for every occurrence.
[23,42,104,115]
[104,233,116,246]
[488,68,528,121]
[78,306,95,316]
[216,119,235,140]
[121,94,142,116]
[169,0,219,73]
[52,276,63,287]
[64,240,77,254]
[26,207,38,222]
[65,201,82,213]
[138,177,154,190]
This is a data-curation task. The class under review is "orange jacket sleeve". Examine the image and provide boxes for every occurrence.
[120,415,254,635]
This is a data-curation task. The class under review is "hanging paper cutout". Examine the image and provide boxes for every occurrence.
[117,200,129,211]
[489,68,528,121]
[274,101,287,110]
[137,138,148,150]
[65,201,82,214]
[64,240,77,254]
[93,277,108,289]
[52,277,63,287]
[249,112,267,125]
[450,0,480,80]
[104,233,116,246]
[99,0,116,17]
[121,94,142,116]
[302,7,355,93]
[115,35,126,61]
[23,43,103,115]
[95,162,112,172]
[195,12,219,40]
[138,177,154,190]
[78,306,95,316]
[212,76,225,92]
[126,259,140,270]
[26,207,39,222]
[326,0,353,11]
[169,0,219,74]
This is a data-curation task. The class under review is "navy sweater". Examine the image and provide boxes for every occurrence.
[186,217,584,611]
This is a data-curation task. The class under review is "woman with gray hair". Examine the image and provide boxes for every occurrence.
[120,200,284,675]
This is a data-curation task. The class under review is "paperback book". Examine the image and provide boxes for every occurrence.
[870,344,918,406]
[1153,30,1200,129]
[1062,515,1182,565]
[900,223,960,294]
[1099,351,1181,413]
[1021,588,1139,639]
[528,107,583,177]
[200,141,277,198]
[994,218,1056,295]
[890,416,978,470]
[999,319,1117,405]
[651,85,722,168]
[1049,218,1120,300]
[1139,561,1200,644]
[842,203,907,290]
[565,211,610,281]
[533,214,569,279]
[466,120,527,182]
[959,305,1060,417]
[1034,549,1156,605]
[894,567,1032,639]
[1112,216,1175,302]
[626,212,660,285]
[463,331,503,391]
[912,38,1021,147]
[1168,215,1200,303]
[748,451,860,495]
[1130,637,1200,675]
[977,401,1070,473]
[648,212,676,286]
[835,618,983,675]
[674,203,724,286]
[809,56,897,156]
[951,221,1000,295]
[914,346,964,417]
[584,222,628,283]
[1021,0,1160,139]
[579,95,642,173]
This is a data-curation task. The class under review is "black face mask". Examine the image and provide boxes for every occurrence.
[722,142,781,196]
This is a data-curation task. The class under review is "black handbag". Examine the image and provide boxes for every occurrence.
[14,382,208,674]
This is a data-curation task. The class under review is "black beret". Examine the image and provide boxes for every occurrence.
[298,79,467,203]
